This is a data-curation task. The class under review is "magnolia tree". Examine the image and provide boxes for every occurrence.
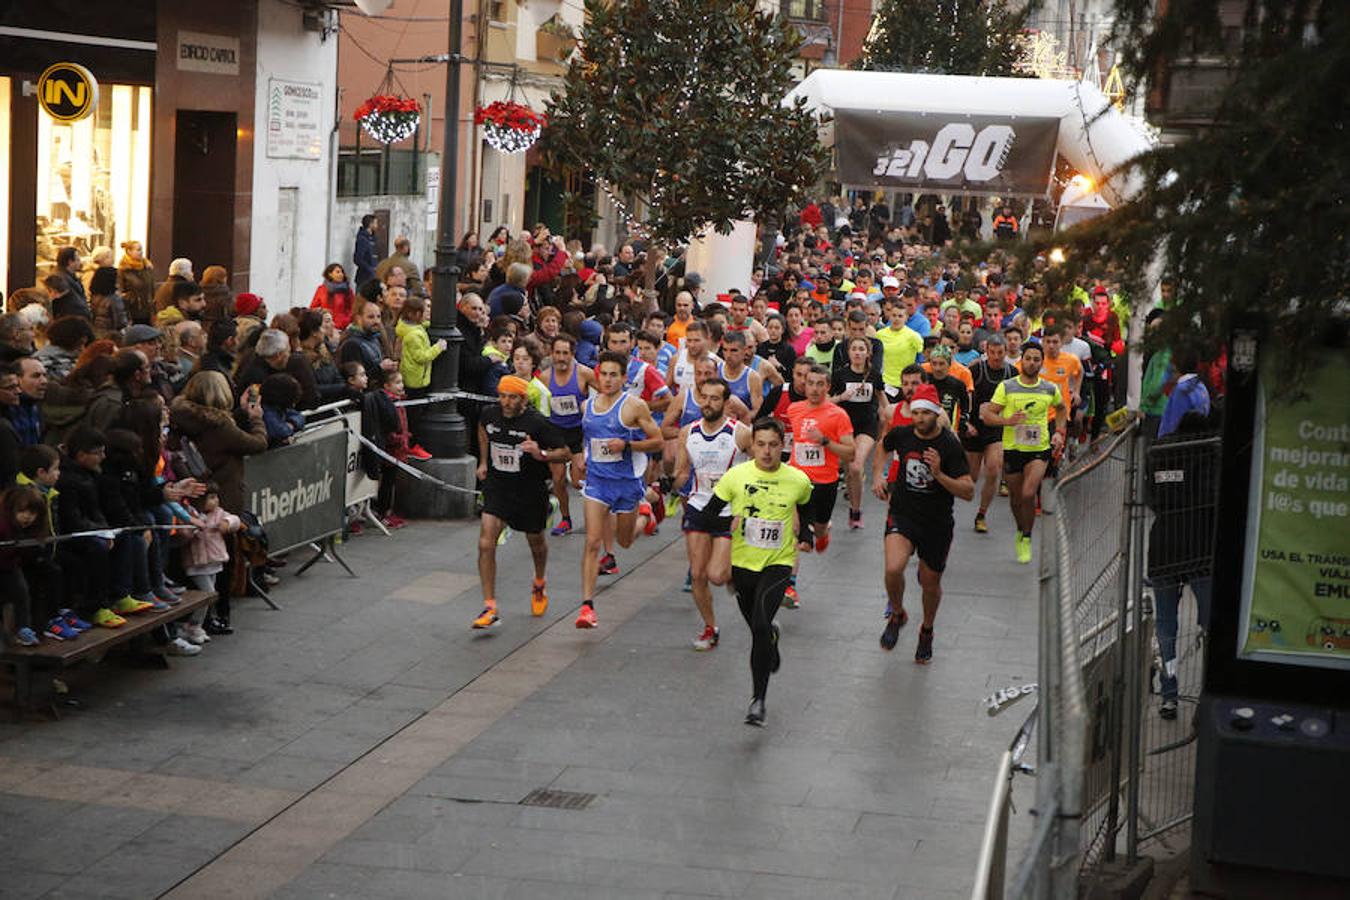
[543,0,828,252]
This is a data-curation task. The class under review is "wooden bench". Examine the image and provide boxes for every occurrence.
[1,590,217,718]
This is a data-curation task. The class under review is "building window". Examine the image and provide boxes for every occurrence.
[488,0,508,23]
[784,0,826,21]
[31,81,152,281]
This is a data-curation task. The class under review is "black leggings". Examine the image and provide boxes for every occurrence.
[0,569,33,632]
[732,564,792,702]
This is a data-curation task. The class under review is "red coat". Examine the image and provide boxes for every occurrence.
[799,203,823,229]
[311,283,354,331]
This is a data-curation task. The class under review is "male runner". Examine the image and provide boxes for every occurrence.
[1035,326,1083,443]
[923,345,972,433]
[544,334,595,536]
[981,341,1067,564]
[874,383,974,662]
[876,294,925,403]
[666,320,720,393]
[699,419,814,726]
[603,323,671,543]
[965,334,1017,533]
[786,364,855,557]
[576,352,665,626]
[716,330,763,416]
[672,378,751,651]
[472,376,571,629]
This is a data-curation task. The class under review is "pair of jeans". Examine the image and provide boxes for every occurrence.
[110,531,152,600]
[57,537,111,617]
[1154,575,1212,700]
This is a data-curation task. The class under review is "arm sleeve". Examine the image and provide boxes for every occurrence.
[527,249,566,292]
[702,494,729,519]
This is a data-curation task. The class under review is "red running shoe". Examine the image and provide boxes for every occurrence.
[381,514,408,530]
[814,531,830,554]
[640,502,658,536]
[575,604,598,629]
[407,444,433,461]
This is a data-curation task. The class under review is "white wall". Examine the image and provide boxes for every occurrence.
[330,194,433,286]
[250,0,339,310]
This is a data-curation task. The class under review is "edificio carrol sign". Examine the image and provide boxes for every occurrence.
[177,31,240,76]
[834,108,1060,197]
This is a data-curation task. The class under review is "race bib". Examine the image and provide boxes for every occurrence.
[550,394,579,416]
[743,516,785,549]
[589,438,623,462]
[1014,424,1043,446]
[782,431,794,455]
[847,382,873,403]
[795,442,824,467]
[490,442,521,473]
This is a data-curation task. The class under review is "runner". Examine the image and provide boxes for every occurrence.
[544,334,595,537]
[874,382,974,661]
[576,352,665,626]
[876,295,925,403]
[981,341,1067,564]
[604,323,671,542]
[785,364,855,592]
[923,345,971,434]
[829,336,887,529]
[672,378,751,651]
[665,320,720,394]
[698,418,815,726]
[716,330,763,416]
[471,376,571,629]
[1034,326,1083,444]
[964,334,1017,533]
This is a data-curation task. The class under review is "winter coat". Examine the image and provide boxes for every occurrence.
[98,445,163,528]
[91,292,129,338]
[0,418,18,485]
[337,325,387,385]
[52,291,91,320]
[184,506,240,571]
[6,395,43,447]
[310,282,354,331]
[396,319,444,389]
[262,405,305,447]
[85,384,128,437]
[169,397,268,514]
[234,353,320,411]
[153,274,189,315]
[33,344,79,384]
[353,228,378,287]
[117,263,156,323]
[457,319,490,392]
[55,458,108,535]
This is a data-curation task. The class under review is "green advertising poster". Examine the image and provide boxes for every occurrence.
[1238,350,1350,669]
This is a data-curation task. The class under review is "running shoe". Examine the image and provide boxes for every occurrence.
[113,596,155,616]
[162,580,187,595]
[472,602,500,629]
[639,502,658,536]
[974,512,988,534]
[531,580,549,617]
[381,513,408,530]
[692,625,719,651]
[598,553,619,575]
[348,520,365,536]
[745,698,766,727]
[546,496,562,531]
[682,569,692,593]
[92,608,127,628]
[651,488,666,525]
[770,622,781,672]
[848,508,862,530]
[181,623,210,645]
[1015,533,1032,565]
[59,610,93,632]
[998,481,1009,497]
[575,603,598,629]
[407,444,433,461]
[550,516,573,536]
[45,618,79,641]
[783,585,800,609]
[814,532,830,553]
[915,625,935,664]
[880,608,909,651]
[14,627,40,647]
[664,491,682,519]
[497,525,512,546]
[204,616,234,635]
[165,637,201,656]
[1160,699,1178,720]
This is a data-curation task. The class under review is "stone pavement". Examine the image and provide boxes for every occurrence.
[0,494,1041,899]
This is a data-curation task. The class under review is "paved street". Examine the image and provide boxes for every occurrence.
[1,499,1040,899]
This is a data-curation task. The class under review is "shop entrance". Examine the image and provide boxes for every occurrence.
[172,110,236,276]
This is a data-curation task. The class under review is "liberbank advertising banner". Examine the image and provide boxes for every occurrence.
[243,429,347,554]
[1238,352,1350,669]
[834,109,1060,196]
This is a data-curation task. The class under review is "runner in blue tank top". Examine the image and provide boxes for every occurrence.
[716,331,762,417]
[544,334,595,536]
[575,351,664,629]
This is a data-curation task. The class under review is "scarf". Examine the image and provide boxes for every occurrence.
[324,279,351,294]
[119,253,151,270]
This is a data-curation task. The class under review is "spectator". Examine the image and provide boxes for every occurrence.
[7,357,47,446]
[35,315,94,383]
[88,349,150,434]
[172,320,205,390]
[380,283,407,367]
[153,257,194,316]
[116,241,156,323]
[55,247,88,305]
[233,292,267,341]
[233,328,320,411]
[155,280,206,329]
[454,231,481,275]
[298,310,344,402]
[0,484,47,646]
[121,323,177,404]
[992,206,1019,241]
[310,263,354,331]
[396,295,445,409]
[1158,347,1211,438]
[376,370,416,525]
[0,312,35,363]
[260,373,305,447]
[182,483,241,642]
[489,262,530,319]
[0,364,20,482]
[170,371,266,516]
[88,266,127,337]
[376,235,423,296]
[353,214,379,287]
[338,294,394,388]
[49,269,90,320]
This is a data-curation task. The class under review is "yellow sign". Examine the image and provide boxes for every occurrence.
[37,62,99,122]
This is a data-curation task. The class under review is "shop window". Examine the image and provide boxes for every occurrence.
[35,83,152,279]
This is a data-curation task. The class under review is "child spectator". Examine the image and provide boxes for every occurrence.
[260,373,305,447]
[0,485,48,645]
[372,370,416,529]
[182,483,241,646]
[480,319,514,396]
[395,296,445,447]
[14,444,80,637]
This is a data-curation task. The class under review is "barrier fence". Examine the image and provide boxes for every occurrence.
[973,422,1220,898]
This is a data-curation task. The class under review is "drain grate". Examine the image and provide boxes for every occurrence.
[519,788,597,810]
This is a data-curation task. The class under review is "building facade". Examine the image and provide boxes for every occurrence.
[1,0,340,309]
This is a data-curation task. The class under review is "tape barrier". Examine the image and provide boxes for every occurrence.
[300,389,502,422]
[353,432,482,496]
[0,523,201,550]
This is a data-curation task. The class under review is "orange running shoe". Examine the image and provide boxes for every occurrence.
[531,580,548,617]
[471,601,499,629]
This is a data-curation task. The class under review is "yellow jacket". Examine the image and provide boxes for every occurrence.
[395,319,445,389]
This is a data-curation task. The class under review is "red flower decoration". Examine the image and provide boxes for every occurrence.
[354,94,423,122]
[474,101,548,132]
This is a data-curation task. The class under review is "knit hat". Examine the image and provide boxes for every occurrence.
[497,375,529,396]
[910,383,943,415]
[235,293,262,317]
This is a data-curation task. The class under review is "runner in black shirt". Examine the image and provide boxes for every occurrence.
[874,383,974,663]
[924,345,972,433]
[964,335,1017,534]
[830,336,889,529]
[472,376,571,629]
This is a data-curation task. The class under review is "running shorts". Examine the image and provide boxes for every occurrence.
[483,483,551,533]
[582,473,646,514]
[961,426,1002,453]
[558,426,584,455]
[1003,448,1053,475]
[844,407,879,441]
[884,511,955,573]
[682,504,732,538]
[807,480,839,524]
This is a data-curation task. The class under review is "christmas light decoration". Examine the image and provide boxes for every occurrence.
[354,94,421,144]
[475,100,546,154]
[1014,31,1075,79]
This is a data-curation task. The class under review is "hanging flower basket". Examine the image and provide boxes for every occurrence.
[355,94,421,144]
[474,100,546,154]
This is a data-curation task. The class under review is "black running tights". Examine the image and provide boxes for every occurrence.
[732,565,791,702]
